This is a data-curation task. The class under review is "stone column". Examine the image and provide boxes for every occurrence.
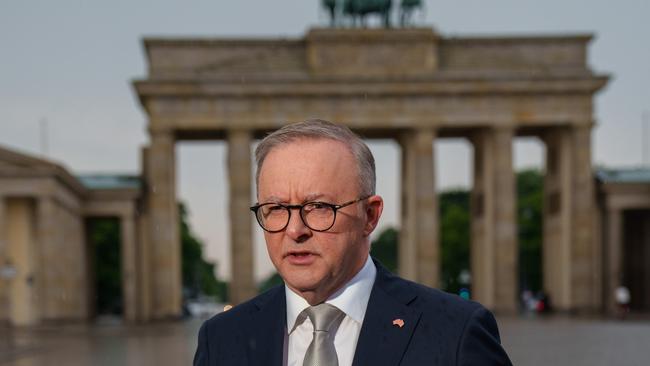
[493,128,518,313]
[36,197,56,320]
[645,213,650,310]
[471,131,495,309]
[542,125,599,313]
[227,129,256,304]
[570,125,598,311]
[604,208,623,315]
[399,129,438,288]
[542,128,573,311]
[470,127,518,313]
[147,130,181,318]
[7,199,39,326]
[0,196,6,256]
[0,196,8,323]
[120,209,138,322]
[139,146,152,322]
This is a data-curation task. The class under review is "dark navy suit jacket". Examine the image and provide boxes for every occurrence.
[194,261,512,365]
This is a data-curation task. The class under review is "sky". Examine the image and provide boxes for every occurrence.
[1,0,649,281]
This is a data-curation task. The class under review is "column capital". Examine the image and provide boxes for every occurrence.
[569,119,596,129]
[226,127,253,136]
[491,125,516,135]
[0,196,7,255]
[397,127,436,149]
[148,127,175,143]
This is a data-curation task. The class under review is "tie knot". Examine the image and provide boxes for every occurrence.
[303,303,344,332]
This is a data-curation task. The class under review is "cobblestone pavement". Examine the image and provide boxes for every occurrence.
[500,315,650,366]
[1,316,649,365]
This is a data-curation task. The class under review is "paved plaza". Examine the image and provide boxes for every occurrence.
[1,315,649,365]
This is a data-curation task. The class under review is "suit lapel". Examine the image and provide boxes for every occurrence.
[352,261,422,366]
[246,286,286,366]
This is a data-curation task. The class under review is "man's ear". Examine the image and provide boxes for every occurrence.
[363,195,383,237]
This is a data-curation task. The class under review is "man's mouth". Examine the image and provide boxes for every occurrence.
[285,251,317,264]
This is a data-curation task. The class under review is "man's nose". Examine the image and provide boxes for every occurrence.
[285,209,311,243]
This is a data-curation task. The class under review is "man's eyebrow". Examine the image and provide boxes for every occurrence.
[260,195,286,203]
[259,193,330,204]
[303,193,328,202]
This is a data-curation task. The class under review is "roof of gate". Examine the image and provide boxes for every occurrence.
[77,174,141,190]
[596,168,650,184]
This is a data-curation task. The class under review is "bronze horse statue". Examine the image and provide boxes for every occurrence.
[344,0,393,28]
[399,0,422,27]
[322,0,392,28]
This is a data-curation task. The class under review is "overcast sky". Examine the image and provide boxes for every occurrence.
[1,0,648,281]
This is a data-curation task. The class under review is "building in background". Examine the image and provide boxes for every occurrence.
[0,145,143,325]
[4,25,649,325]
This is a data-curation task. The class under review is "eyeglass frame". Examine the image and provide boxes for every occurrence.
[249,196,370,233]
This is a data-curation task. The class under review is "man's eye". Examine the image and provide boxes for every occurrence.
[307,203,328,210]
[268,205,285,212]
[262,205,285,216]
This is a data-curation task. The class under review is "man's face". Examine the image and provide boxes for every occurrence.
[257,138,382,303]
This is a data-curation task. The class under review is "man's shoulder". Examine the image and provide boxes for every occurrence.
[200,285,284,333]
[408,278,483,314]
[376,265,483,317]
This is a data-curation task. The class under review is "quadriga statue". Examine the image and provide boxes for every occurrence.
[321,0,393,28]
[321,0,423,28]
[344,0,393,28]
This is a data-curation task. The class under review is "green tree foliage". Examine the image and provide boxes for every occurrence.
[370,227,399,272]
[89,218,122,315]
[180,203,228,302]
[517,169,543,293]
[439,190,471,294]
[88,203,228,315]
[258,272,284,293]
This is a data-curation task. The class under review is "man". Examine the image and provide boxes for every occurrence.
[194,119,512,365]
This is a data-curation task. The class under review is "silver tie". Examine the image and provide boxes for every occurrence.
[302,303,345,366]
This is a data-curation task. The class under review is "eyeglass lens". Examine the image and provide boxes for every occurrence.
[257,203,335,232]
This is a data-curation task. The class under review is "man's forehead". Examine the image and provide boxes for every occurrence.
[262,138,353,167]
[270,136,348,152]
[259,192,333,203]
[257,138,359,200]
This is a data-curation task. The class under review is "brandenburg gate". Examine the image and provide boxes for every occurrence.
[134,28,608,318]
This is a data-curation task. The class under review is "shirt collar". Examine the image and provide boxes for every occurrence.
[285,255,377,333]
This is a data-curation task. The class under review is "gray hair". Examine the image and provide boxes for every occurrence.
[255,119,376,197]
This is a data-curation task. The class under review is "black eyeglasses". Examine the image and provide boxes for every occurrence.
[250,196,369,233]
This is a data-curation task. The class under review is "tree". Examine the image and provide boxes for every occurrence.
[258,272,284,293]
[370,227,398,272]
[439,190,471,294]
[89,218,122,315]
[180,203,228,302]
[517,169,543,293]
[88,202,229,317]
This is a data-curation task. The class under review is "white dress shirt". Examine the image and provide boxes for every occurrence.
[284,255,377,366]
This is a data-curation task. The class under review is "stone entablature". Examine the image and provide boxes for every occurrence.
[141,29,595,79]
[134,28,607,139]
